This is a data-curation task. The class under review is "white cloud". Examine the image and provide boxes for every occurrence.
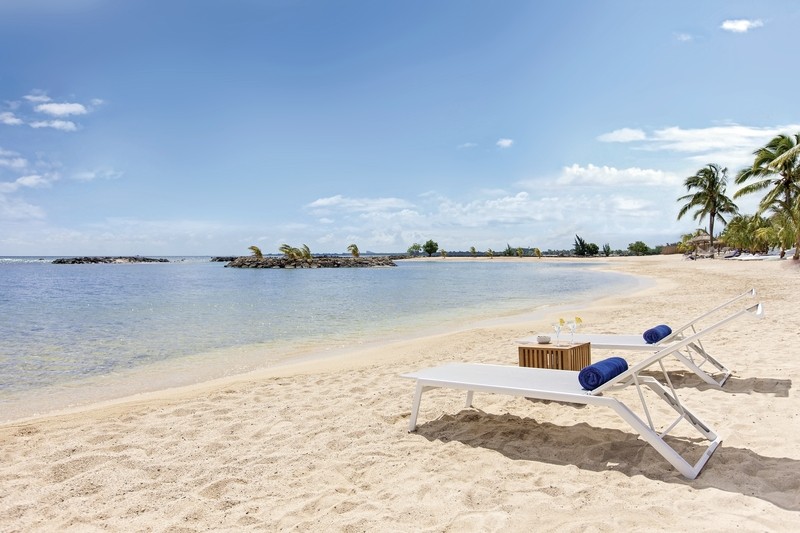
[16,174,51,188]
[557,164,680,186]
[71,169,123,182]
[0,149,28,170]
[597,123,800,169]
[30,119,78,131]
[35,102,88,117]
[597,128,647,142]
[649,124,770,152]
[306,195,413,213]
[496,138,514,149]
[23,92,51,103]
[0,112,23,126]
[675,33,693,42]
[457,142,477,149]
[434,192,545,228]
[721,19,763,33]
[610,195,654,213]
[0,195,46,220]
[651,124,800,168]
[0,173,56,193]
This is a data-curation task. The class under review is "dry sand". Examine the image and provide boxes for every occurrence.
[1,255,798,531]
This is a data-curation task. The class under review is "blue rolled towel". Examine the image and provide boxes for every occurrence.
[642,324,672,344]
[578,357,629,390]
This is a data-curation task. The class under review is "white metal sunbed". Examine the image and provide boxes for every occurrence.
[518,288,757,387]
[402,303,763,479]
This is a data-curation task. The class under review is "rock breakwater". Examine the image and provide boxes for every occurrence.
[225,256,398,268]
[52,256,170,264]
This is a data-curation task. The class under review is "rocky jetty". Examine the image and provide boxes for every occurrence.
[52,256,170,264]
[210,256,237,262]
[225,256,397,268]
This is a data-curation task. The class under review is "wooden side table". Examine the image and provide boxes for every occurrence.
[518,342,591,371]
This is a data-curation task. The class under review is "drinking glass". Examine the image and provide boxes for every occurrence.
[552,324,562,346]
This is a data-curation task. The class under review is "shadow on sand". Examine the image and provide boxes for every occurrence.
[639,370,792,397]
[415,411,800,511]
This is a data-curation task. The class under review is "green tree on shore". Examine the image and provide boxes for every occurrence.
[347,244,359,258]
[248,245,263,259]
[407,243,422,256]
[677,163,739,254]
[574,235,589,256]
[735,133,800,259]
[422,239,438,257]
[628,241,650,255]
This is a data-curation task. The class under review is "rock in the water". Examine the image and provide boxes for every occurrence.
[52,256,169,264]
[225,256,397,268]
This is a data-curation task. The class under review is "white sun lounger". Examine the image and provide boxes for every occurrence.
[403,303,763,479]
[519,288,757,387]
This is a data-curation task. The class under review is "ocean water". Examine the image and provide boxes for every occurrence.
[0,257,633,421]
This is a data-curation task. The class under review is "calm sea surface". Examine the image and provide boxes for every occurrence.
[0,257,634,421]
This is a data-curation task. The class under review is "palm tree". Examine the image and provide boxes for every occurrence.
[677,164,739,254]
[721,215,770,253]
[279,243,301,259]
[300,244,312,260]
[735,133,800,259]
[248,245,263,259]
[760,209,798,257]
[347,244,359,258]
[770,134,800,168]
[469,246,477,257]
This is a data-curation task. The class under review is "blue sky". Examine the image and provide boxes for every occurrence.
[1,0,798,255]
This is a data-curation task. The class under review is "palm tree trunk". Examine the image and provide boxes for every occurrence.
[708,215,715,257]
[795,228,800,260]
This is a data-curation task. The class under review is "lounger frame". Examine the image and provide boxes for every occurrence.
[403,303,763,479]
[519,288,757,387]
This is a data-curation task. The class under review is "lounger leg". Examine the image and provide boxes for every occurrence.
[465,391,474,407]
[409,383,435,432]
[673,350,729,388]
[686,342,731,386]
[643,381,717,439]
[609,400,720,479]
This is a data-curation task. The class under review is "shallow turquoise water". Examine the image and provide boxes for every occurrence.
[0,257,632,419]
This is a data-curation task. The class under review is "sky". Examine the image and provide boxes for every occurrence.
[1,0,799,256]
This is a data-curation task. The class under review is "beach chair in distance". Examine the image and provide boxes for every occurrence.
[519,288,757,387]
[403,303,763,479]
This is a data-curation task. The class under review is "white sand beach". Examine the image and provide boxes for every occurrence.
[1,255,798,531]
